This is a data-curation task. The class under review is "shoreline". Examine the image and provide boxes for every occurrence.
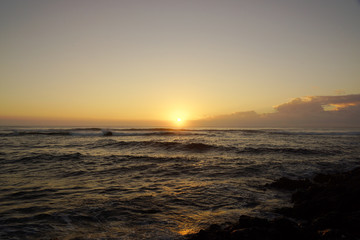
[187,167,360,240]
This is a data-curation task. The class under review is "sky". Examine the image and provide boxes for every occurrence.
[1,0,360,127]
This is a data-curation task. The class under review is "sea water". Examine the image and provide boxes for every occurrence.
[0,127,359,239]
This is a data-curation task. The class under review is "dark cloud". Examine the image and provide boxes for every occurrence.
[273,94,360,113]
[273,97,323,114]
[192,94,360,128]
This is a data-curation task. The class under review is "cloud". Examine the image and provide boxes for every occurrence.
[273,97,324,114]
[273,94,360,113]
[193,94,360,127]
[268,94,360,127]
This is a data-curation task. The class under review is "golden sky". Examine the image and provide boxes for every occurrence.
[1,0,360,127]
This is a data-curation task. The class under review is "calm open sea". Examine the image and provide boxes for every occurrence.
[0,127,359,239]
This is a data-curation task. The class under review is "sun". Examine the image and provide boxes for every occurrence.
[168,110,188,127]
[174,117,185,127]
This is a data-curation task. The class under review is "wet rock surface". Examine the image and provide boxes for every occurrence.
[188,167,360,240]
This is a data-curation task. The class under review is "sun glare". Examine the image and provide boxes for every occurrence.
[168,110,188,127]
[174,116,185,127]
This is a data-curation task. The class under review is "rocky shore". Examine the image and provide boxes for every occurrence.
[188,167,360,240]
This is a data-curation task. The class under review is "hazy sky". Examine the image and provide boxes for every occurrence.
[1,0,360,126]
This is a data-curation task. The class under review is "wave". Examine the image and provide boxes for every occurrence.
[2,127,359,138]
[97,140,223,152]
[11,152,200,165]
[202,128,360,136]
[95,140,340,155]
[237,147,342,155]
[5,188,59,201]
[114,128,360,136]
[266,130,360,136]
[13,152,83,163]
[102,154,198,163]
[68,128,102,131]
[7,131,71,136]
[1,128,205,137]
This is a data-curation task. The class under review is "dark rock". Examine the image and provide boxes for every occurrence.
[313,173,333,184]
[188,167,360,240]
[190,217,305,240]
[189,224,230,240]
[344,211,360,236]
[311,212,341,230]
[288,169,360,220]
[317,228,358,240]
[237,215,269,228]
[103,131,113,136]
[267,177,312,191]
[230,227,270,240]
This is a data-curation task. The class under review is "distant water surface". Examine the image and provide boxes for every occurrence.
[0,127,359,239]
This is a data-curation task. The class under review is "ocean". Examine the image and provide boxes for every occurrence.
[0,127,359,240]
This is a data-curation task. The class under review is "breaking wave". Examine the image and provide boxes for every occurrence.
[95,140,223,152]
[95,139,341,155]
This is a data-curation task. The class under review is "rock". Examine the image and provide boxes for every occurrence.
[103,131,113,136]
[188,167,360,240]
[189,217,305,240]
[230,227,269,240]
[188,224,230,240]
[288,170,360,220]
[266,177,312,191]
[237,215,269,229]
